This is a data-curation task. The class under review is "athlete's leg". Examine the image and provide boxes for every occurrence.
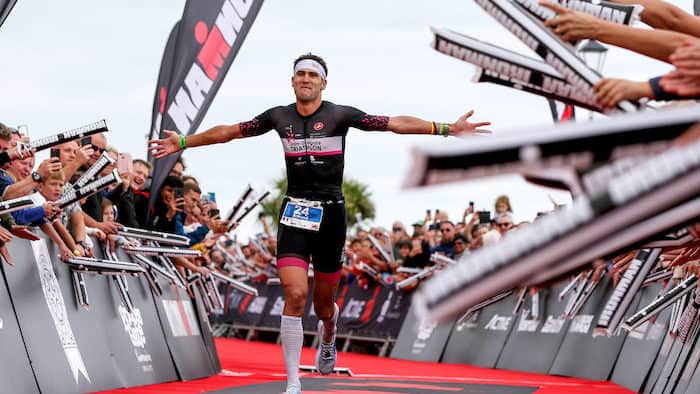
[279,263,309,393]
[311,202,346,375]
[313,271,341,375]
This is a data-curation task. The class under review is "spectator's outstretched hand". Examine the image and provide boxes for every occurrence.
[593,78,651,108]
[11,225,39,241]
[450,110,491,136]
[669,39,700,76]
[660,70,700,97]
[149,130,182,159]
[0,226,13,244]
[541,1,603,42]
[8,143,34,161]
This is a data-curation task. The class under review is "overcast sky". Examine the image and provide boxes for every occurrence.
[0,0,685,237]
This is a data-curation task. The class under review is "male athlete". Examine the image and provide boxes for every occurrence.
[150,53,490,394]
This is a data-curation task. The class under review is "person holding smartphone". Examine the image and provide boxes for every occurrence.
[149,53,490,394]
[149,175,185,234]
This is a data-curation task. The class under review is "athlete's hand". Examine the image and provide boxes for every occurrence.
[449,110,491,136]
[149,130,182,159]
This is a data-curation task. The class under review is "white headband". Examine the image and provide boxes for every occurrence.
[294,59,327,80]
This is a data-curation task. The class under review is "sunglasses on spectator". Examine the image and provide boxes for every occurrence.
[497,222,513,228]
[392,227,403,232]
[440,228,453,232]
[92,145,106,153]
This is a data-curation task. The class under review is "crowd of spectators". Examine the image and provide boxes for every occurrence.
[0,124,280,282]
[340,194,533,291]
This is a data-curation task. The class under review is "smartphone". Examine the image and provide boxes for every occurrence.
[478,211,491,224]
[426,209,431,215]
[208,192,216,202]
[80,136,92,147]
[435,209,440,214]
[117,152,133,174]
[209,208,220,218]
[174,186,184,200]
[469,201,474,209]
[50,148,60,159]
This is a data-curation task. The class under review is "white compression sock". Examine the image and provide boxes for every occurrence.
[321,303,338,343]
[281,315,303,388]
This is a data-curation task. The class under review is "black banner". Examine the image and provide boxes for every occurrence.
[337,281,412,338]
[549,276,631,380]
[3,236,180,392]
[148,265,219,381]
[0,264,39,393]
[610,282,671,393]
[147,0,265,217]
[0,0,17,29]
[218,280,411,339]
[222,280,270,327]
[494,284,571,373]
[390,300,455,362]
[441,291,518,367]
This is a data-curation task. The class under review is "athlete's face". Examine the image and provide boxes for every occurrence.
[292,68,326,102]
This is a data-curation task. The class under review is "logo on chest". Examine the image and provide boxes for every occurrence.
[313,122,324,131]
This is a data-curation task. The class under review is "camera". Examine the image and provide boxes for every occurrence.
[478,211,491,224]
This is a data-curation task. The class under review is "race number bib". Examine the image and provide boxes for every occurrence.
[280,199,323,231]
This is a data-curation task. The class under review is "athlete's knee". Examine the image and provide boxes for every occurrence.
[284,286,308,310]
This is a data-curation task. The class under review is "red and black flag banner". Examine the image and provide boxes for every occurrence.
[0,0,18,29]
[147,0,264,217]
[547,99,575,123]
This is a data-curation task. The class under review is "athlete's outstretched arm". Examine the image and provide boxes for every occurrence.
[149,124,242,159]
[387,110,491,136]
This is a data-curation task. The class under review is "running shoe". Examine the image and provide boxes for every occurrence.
[285,383,302,394]
[316,320,337,375]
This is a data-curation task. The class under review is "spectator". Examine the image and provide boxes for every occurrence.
[209,248,226,270]
[52,141,94,255]
[403,236,431,268]
[132,159,152,228]
[149,175,184,234]
[431,220,456,258]
[494,194,513,215]
[32,171,81,260]
[410,221,424,237]
[495,212,514,236]
[469,223,490,250]
[170,157,185,178]
[80,133,107,221]
[453,233,469,262]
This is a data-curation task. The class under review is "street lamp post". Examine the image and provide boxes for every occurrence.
[578,39,608,120]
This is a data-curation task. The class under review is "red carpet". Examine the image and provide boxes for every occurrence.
[99,338,635,393]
